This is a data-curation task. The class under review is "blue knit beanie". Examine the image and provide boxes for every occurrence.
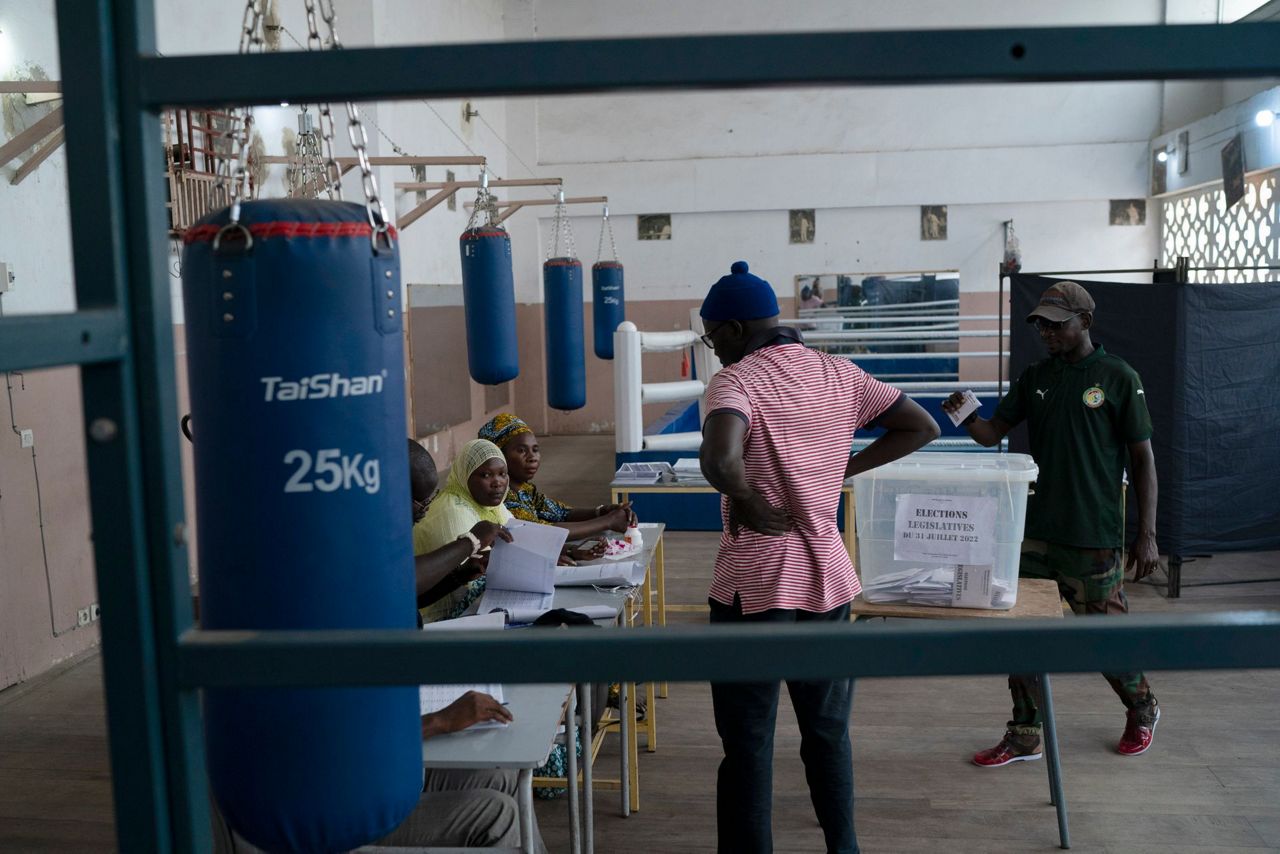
[699,261,780,321]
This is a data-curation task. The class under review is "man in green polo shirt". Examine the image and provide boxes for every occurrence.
[943,281,1161,764]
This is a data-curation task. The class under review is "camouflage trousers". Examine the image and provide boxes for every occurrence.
[1007,540,1158,737]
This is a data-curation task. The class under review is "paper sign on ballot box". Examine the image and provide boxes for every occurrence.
[893,493,997,566]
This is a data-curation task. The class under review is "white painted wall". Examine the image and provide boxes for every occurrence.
[501,0,1181,304]
[0,0,72,317]
[373,0,511,288]
[1154,85,1280,196]
[0,1,97,689]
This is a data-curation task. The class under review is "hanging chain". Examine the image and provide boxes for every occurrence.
[225,0,265,229]
[302,0,344,201]
[596,204,619,263]
[546,192,577,260]
[287,109,328,200]
[312,0,391,239]
[466,169,502,230]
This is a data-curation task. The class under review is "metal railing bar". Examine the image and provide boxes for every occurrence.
[176,611,1280,688]
[0,310,128,371]
[137,25,1280,108]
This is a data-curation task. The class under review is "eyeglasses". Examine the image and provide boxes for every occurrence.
[412,489,439,523]
[699,322,727,349]
[1033,313,1081,332]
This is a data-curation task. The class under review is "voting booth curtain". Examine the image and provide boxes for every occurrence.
[1007,274,1280,557]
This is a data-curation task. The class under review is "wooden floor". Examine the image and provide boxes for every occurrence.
[3,435,1279,852]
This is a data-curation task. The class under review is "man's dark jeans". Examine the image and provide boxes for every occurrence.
[709,595,858,854]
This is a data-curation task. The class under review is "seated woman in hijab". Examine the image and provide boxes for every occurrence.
[413,438,514,624]
[407,439,513,619]
[478,414,635,551]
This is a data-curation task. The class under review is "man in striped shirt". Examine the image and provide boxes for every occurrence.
[699,261,939,854]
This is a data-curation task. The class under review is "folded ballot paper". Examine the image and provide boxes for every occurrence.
[862,564,1014,609]
[420,611,507,728]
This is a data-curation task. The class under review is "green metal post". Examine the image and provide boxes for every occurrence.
[55,1,208,850]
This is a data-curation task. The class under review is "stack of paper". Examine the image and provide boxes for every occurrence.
[672,458,706,481]
[863,565,1013,608]
[554,560,644,588]
[613,461,674,484]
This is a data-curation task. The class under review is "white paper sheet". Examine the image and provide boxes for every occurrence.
[893,493,997,565]
[483,520,566,596]
[418,614,509,727]
[418,683,507,728]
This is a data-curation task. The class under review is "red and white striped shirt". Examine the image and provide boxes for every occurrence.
[703,342,901,614]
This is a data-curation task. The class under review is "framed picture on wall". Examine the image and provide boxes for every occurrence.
[921,205,947,240]
[638,214,672,240]
[1109,199,1146,226]
[789,209,815,243]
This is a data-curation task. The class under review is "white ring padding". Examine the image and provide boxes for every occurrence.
[640,380,706,405]
[641,431,703,451]
[638,330,700,352]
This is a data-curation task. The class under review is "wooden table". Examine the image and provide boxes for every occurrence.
[850,577,1071,850]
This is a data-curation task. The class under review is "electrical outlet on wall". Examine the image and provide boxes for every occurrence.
[20,429,34,448]
[90,603,101,621]
[77,608,91,627]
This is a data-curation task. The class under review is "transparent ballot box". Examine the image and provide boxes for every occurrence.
[851,452,1038,610]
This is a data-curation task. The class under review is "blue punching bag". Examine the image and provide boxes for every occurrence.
[182,199,421,853]
[591,261,625,359]
[460,224,519,384]
[544,256,586,410]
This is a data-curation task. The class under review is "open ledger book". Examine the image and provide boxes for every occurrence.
[419,611,507,729]
[474,520,615,623]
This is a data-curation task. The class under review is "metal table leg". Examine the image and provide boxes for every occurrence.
[1168,554,1182,599]
[518,768,535,854]
[620,680,631,817]
[1040,673,1070,849]
[566,687,580,854]
[580,684,594,854]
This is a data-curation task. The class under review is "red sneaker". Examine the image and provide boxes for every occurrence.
[972,731,1043,767]
[1117,705,1160,756]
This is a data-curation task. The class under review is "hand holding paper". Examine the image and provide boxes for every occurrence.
[943,389,981,427]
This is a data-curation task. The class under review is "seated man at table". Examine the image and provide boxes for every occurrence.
[212,690,545,852]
